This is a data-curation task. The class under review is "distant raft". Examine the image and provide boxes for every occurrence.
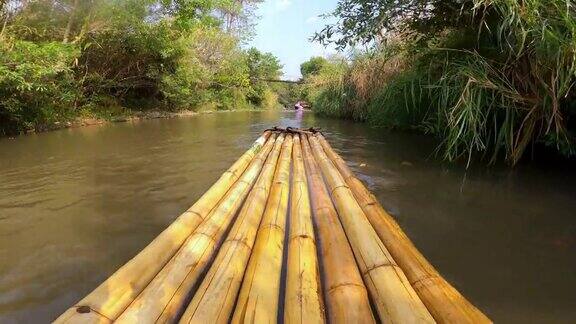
[55,127,491,324]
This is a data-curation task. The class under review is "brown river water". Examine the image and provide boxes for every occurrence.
[0,110,575,323]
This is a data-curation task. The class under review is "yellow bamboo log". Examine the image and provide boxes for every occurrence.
[308,135,435,324]
[284,134,325,324]
[113,134,282,324]
[315,134,491,324]
[300,136,375,324]
[231,135,293,324]
[179,134,291,324]
[54,131,272,324]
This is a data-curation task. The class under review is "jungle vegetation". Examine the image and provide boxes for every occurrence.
[0,0,283,136]
[304,0,576,165]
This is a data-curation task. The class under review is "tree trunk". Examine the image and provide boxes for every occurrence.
[0,0,9,38]
[63,0,79,43]
[0,14,7,38]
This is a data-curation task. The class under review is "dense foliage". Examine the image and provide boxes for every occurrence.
[0,0,281,136]
[307,0,576,165]
[314,0,472,49]
[300,57,328,78]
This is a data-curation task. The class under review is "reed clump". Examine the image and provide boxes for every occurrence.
[306,0,576,165]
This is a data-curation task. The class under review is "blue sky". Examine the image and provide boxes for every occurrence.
[249,0,338,80]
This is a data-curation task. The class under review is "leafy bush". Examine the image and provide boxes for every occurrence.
[244,47,283,106]
[0,0,283,135]
[0,40,80,135]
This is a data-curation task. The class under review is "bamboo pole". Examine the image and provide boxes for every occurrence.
[179,134,291,324]
[113,134,282,324]
[284,134,325,324]
[54,131,272,324]
[300,136,375,324]
[231,136,293,324]
[308,135,435,324]
[315,134,491,324]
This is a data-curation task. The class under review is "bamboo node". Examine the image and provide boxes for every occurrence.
[193,232,218,245]
[258,223,285,232]
[411,274,442,289]
[183,210,204,220]
[363,262,401,276]
[330,184,350,196]
[223,170,239,178]
[290,234,314,241]
[327,282,366,294]
[237,179,253,187]
[223,238,253,251]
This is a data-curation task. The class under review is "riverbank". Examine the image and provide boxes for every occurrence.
[2,109,200,138]
[3,108,285,139]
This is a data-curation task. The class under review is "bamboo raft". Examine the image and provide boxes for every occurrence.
[55,127,491,324]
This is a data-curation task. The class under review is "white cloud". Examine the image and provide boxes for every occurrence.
[305,16,319,24]
[275,0,292,12]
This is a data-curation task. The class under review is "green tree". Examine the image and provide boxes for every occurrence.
[300,56,327,78]
[0,0,282,135]
[245,47,282,106]
[0,40,80,135]
[314,0,473,49]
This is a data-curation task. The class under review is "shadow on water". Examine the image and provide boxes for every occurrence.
[0,110,575,323]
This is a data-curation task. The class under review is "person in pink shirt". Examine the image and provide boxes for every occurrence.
[294,101,304,110]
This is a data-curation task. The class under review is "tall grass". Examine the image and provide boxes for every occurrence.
[306,57,350,118]
[308,0,576,165]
